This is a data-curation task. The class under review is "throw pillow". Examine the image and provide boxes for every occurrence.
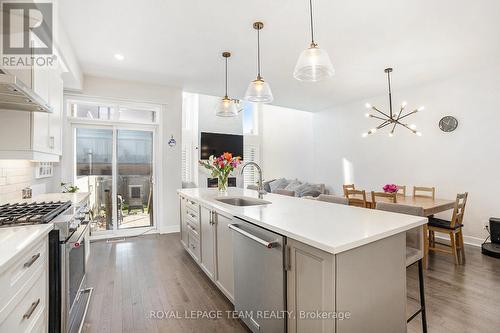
[295,183,322,198]
[269,178,289,193]
[284,179,302,192]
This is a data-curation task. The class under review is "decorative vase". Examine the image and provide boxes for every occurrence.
[218,175,228,193]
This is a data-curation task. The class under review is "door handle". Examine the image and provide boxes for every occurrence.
[228,224,278,249]
[24,253,40,268]
[23,298,40,320]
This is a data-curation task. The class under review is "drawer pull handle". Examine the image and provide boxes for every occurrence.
[23,298,40,320]
[24,253,40,268]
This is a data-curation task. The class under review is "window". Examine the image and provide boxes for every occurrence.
[68,99,159,124]
[118,107,156,123]
[243,102,259,135]
[71,103,115,120]
[243,135,260,187]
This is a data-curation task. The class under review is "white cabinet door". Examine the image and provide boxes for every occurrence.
[48,73,63,154]
[215,212,234,301]
[200,205,216,280]
[179,196,188,247]
[287,239,335,333]
[31,112,50,153]
[31,47,51,153]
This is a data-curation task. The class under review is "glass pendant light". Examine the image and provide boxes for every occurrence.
[244,22,273,103]
[293,0,334,82]
[216,52,239,117]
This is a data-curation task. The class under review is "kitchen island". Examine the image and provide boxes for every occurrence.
[178,187,426,333]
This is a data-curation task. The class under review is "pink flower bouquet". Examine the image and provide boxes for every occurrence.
[383,184,399,193]
[199,152,242,192]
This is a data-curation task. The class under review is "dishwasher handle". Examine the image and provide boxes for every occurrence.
[228,223,278,249]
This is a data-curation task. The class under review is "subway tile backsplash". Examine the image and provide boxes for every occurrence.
[0,160,55,203]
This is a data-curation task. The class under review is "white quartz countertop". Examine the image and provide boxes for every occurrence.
[0,224,53,274]
[178,188,427,254]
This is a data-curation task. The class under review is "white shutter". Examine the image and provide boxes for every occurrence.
[181,141,192,182]
[243,143,259,187]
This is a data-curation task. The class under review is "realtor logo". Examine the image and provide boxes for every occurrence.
[1,1,53,55]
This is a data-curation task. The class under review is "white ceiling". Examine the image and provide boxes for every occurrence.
[60,0,500,112]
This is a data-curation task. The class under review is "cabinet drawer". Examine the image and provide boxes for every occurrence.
[0,265,47,333]
[187,230,201,262]
[0,238,47,312]
[185,199,199,214]
[186,218,200,238]
[185,208,199,221]
[186,213,200,234]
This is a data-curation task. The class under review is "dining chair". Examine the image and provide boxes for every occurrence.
[318,194,348,205]
[375,202,427,332]
[413,186,435,199]
[342,184,355,197]
[345,189,368,208]
[371,191,397,207]
[427,192,468,265]
[397,185,407,196]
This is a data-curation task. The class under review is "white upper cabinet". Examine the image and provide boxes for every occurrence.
[0,64,63,161]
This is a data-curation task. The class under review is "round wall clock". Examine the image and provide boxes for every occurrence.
[439,116,458,132]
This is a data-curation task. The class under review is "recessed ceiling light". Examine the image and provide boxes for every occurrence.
[114,53,124,61]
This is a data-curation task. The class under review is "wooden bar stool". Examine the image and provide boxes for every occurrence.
[427,192,468,265]
[376,202,427,333]
[413,186,435,200]
[345,189,368,208]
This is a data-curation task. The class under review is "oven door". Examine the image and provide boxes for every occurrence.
[63,222,93,333]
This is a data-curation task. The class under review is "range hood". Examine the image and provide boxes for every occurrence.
[0,74,52,113]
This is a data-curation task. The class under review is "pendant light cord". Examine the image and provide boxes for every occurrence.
[225,56,228,97]
[309,0,316,45]
[387,70,393,118]
[257,28,261,78]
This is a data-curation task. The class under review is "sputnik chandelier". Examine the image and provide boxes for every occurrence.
[363,68,424,137]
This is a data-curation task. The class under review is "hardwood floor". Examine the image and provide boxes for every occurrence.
[84,233,500,333]
[83,233,247,333]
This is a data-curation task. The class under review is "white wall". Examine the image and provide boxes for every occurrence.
[65,75,183,233]
[261,105,314,182]
[312,66,500,243]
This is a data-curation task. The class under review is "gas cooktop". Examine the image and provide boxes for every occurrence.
[0,201,72,227]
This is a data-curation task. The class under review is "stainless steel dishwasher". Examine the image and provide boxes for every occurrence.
[229,217,286,333]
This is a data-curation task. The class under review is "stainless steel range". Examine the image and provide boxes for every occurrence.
[0,200,93,333]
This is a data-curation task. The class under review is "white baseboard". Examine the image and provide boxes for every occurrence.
[435,234,484,247]
[90,227,158,241]
[159,224,180,234]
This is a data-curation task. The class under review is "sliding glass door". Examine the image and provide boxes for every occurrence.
[74,125,156,236]
[116,129,154,229]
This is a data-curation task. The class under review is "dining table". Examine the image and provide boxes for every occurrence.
[350,192,456,268]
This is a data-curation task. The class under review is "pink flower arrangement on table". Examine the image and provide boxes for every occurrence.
[199,152,242,192]
[383,184,399,193]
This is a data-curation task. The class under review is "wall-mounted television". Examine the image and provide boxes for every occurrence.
[200,132,243,160]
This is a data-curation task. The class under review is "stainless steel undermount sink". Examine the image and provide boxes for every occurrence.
[215,196,271,207]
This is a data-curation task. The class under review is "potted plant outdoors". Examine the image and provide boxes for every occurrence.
[199,152,242,193]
